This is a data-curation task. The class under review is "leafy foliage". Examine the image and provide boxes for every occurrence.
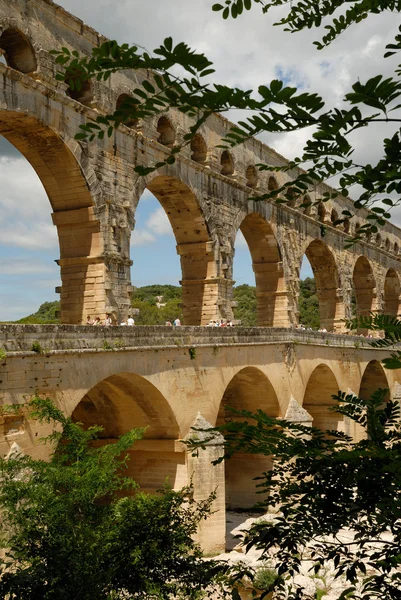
[352,313,401,368]
[298,277,320,329]
[7,301,61,325]
[0,396,220,600]
[51,4,401,239]
[189,389,401,599]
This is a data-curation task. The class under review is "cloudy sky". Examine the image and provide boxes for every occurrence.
[0,0,399,319]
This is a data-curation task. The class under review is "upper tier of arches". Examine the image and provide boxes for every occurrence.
[1,19,400,261]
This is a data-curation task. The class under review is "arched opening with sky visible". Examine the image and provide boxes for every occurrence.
[72,372,186,492]
[384,268,401,317]
[131,175,217,325]
[0,112,100,324]
[234,213,289,327]
[298,240,344,332]
[359,360,390,403]
[217,367,281,509]
[303,364,343,432]
[352,256,378,333]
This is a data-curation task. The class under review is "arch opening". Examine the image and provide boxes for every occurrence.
[303,195,312,215]
[0,110,101,324]
[331,209,338,225]
[246,165,258,189]
[238,213,288,327]
[300,240,344,332]
[66,79,93,106]
[268,176,278,191]
[303,364,343,432]
[0,28,37,74]
[384,268,400,317]
[217,367,281,509]
[131,175,217,325]
[116,94,139,128]
[72,373,184,492]
[359,360,390,403]
[317,203,326,223]
[157,116,175,147]
[220,150,234,176]
[190,134,207,163]
[352,256,377,332]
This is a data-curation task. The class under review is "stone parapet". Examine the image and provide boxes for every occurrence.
[0,324,389,354]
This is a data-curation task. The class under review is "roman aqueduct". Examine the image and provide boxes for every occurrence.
[0,0,401,551]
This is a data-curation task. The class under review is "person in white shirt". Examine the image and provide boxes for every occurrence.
[127,315,135,326]
[173,317,181,327]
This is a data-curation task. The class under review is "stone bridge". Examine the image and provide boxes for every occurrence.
[1,0,401,329]
[0,324,400,551]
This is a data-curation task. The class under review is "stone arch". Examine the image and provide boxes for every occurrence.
[302,240,344,331]
[238,212,288,327]
[303,195,312,215]
[376,233,382,247]
[343,218,350,233]
[268,175,278,191]
[217,366,281,509]
[190,133,207,163]
[317,202,326,223]
[0,28,37,73]
[246,164,258,189]
[285,186,297,207]
[385,237,391,252]
[384,268,400,316]
[134,174,217,325]
[116,93,138,128]
[0,110,102,324]
[66,79,93,107]
[220,150,234,176]
[355,222,361,234]
[394,242,399,255]
[359,360,390,403]
[352,256,378,330]
[331,208,338,225]
[303,364,343,432]
[72,372,185,492]
[156,116,175,147]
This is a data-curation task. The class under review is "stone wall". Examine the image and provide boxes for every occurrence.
[0,0,400,327]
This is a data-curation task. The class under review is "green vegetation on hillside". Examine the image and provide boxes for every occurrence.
[12,281,321,327]
[298,278,320,330]
[14,301,60,324]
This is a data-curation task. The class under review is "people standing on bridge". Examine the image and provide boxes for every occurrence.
[93,317,101,326]
[127,315,135,326]
[104,314,112,327]
[173,317,181,327]
[86,315,93,325]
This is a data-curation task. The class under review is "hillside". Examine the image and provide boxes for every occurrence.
[11,280,320,328]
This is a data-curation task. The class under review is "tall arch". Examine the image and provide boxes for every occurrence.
[359,360,390,403]
[0,111,101,324]
[352,256,378,332]
[137,174,217,325]
[72,372,184,492]
[303,364,343,432]
[384,268,400,317]
[302,240,344,331]
[239,213,289,327]
[0,28,37,73]
[217,367,281,509]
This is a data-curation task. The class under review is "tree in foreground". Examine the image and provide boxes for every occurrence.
[0,396,220,600]
[188,386,401,600]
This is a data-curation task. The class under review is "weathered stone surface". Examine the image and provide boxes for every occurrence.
[0,0,401,328]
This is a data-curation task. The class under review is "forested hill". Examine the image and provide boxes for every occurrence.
[10,279,319,328]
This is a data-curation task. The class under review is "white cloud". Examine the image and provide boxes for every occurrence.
[131,206,174,246]
[131,229,156,246]
[146,208,173,236]
[0,258,55,275]
[0,156,58,250]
